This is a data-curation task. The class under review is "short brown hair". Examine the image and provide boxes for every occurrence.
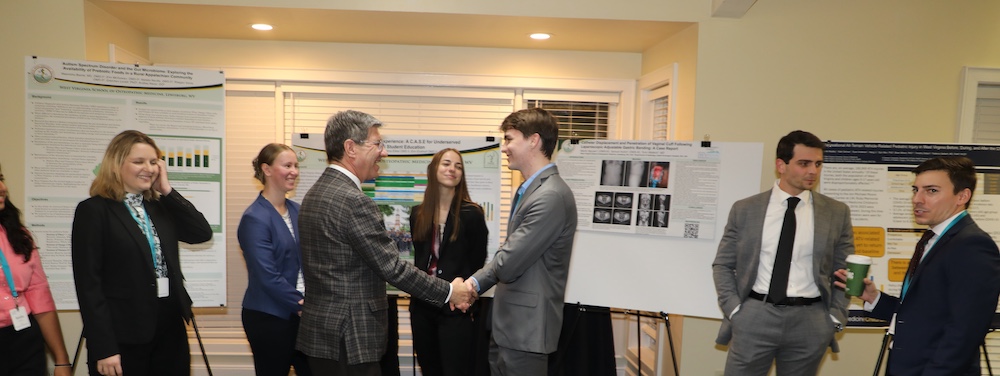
[913,156,977,209]
[500,108,559,159]
[90,130,163,201]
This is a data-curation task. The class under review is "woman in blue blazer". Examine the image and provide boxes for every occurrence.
[409,148,488,376]
[238,143,311,376]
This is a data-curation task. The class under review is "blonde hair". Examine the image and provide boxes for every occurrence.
[90,130,163,201]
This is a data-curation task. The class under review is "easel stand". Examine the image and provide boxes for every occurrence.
[873,329,890,376]
[612,309,679,376]
[71,315,214,376]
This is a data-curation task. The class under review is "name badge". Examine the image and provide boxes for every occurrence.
[10,306,30,331]
[157,277,170,298]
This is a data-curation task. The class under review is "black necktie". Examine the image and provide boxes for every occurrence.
[906,230,935,280]
[769,196,800,302]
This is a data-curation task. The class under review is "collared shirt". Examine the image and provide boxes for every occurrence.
[0,226,56,328]
[864,210,967,312]
[329,164,362,190]
[752,181,821,299]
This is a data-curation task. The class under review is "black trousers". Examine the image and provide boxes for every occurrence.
[242,308,312,376]
[409,300,477,376]
[0,315,44,376]
[308,338,382,376]
[88,297,190,376]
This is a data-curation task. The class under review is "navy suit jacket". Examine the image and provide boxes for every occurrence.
[870,214,1000,376]
[238,193,305,319]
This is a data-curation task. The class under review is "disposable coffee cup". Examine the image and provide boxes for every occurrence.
[844,255,872,297]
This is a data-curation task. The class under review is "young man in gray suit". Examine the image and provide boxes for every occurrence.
[712,130,855,375]
[296,110,474,375]
[468,108,578,375]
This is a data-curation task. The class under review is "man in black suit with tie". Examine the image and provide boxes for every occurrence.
[837,156,1000,375]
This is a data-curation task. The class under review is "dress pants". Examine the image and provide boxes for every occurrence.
[308,338,381,376]
[488,336,548,376]
[0,315,44,375]
[243,308,312,376]
[409,300,476,376]
[87,297,190,376]
[724,298,834,376]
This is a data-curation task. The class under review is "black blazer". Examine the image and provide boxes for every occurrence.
[870,214,1000,376]
[72,190,212,360]
[409,201,488,312]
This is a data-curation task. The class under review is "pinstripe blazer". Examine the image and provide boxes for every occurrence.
[295,167,450,364]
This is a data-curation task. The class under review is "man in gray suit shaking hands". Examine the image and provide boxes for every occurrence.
[296,110,475,375]
[712,130,855,375]
[468,108,578,375]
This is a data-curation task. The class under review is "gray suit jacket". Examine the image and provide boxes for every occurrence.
[472,165,578,354]
[296,167,450,364]
[712,189,854,352]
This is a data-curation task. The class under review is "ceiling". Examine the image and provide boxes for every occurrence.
[90,0,694,53]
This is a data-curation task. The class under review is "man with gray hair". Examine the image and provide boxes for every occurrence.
[296,110,474,375]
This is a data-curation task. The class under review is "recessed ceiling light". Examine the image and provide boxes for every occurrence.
[530,33,551,40]
[251,24,273,31]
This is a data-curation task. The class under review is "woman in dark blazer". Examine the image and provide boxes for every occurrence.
[237,143,311,376]
[72,130,212,376]
[409,148,488,376]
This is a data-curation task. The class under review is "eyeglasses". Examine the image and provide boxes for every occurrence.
[358,139,385,152]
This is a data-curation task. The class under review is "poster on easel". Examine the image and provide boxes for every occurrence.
[821,141,1000,326]
[555,139,721,239]
[23,56,227,308]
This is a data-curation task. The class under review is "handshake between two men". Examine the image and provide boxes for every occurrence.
[448,277,479,312]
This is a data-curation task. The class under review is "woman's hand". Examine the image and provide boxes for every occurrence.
[152,159,172,196]
[97,354,123,376]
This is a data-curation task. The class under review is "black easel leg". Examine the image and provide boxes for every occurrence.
[191,316,213,376]
[660,312,679,376]
[874,330,890,376]
[72,332,85,375]
[635,311,642,376]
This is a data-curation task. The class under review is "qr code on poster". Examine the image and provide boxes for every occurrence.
[684,223,699,238]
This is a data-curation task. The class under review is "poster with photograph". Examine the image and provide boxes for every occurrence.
[556,140,720,239]
[291,134,502,265]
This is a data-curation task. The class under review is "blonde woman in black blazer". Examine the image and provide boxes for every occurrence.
[72,130,212,376]
[408,148,488,376]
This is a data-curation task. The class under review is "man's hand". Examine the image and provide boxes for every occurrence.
[449,277,477,312]
[833,268,879,304]
[97,354,123,376]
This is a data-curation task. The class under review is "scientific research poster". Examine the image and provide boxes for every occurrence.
[290,134,502,264]
[555,140,721,239]
[24,56,227,308]
[821,141,1000,325]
